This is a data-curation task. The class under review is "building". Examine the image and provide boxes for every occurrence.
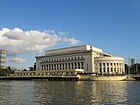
[36,45,125,75]
[0,50,7,69]
[130,58,135,66]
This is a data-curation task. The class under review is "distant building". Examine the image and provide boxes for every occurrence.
[0,50,7,69]
[36,45,125,75]
[130,58,135,66]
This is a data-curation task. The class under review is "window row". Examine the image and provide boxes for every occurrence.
[99,63,124,66]
[0,56,6,59]
[41,56,84,63]
[99,67,124,73]
[0,61,6,63]
[41,62,84,70]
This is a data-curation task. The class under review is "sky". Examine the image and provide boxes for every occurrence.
[0,0,140,69]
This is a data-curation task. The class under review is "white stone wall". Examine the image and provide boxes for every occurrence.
[36,52,87,72]
[83,52,93,73]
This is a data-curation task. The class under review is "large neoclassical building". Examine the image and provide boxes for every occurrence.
[36,45,125,75]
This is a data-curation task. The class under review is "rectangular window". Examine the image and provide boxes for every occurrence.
[69,63,70,69]
[72,63,73,69]
[100,68,102,73]
[66,63,67,69]
[75,63,77,69]
[52,65,53,70]
[111,68,113,72]
[54,64,56,70]
[42,65,44,70]
[81,62,84,69]
[103,68,105,72]
[78,62,80,69]
[57,64,59,70]
[63,63,64,70]
[107,68,109,72]
[60,64,61,70]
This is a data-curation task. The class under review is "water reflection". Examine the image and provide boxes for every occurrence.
[0,80,140,105]
[92,81,128,105]
[0,81,34,105]
[32,81,129,105]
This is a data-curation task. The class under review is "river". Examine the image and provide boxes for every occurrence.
[0,80,140,105]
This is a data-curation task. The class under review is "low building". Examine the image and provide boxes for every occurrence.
[35,45,125,75]
[0,50,7,69]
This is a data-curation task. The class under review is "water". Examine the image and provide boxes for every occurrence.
[0,80,140,105]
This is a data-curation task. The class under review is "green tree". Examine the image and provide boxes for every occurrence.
[0,66,14,76]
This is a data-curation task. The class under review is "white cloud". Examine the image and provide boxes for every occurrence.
[58,31,67,35]
[64,38,80,45]
[9,58,26,63]
[0,28,80,56]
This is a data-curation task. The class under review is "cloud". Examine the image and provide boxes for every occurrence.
[9,57,26,63]
[0,28,80,56]
[58,31,67,35]
[64,38,80,45]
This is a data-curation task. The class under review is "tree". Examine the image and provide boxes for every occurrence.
[125,63,140,74]
[125,64,129,75]
[130,63,140,74]
[23,69,27,71]
[0,67,15,76]
[29,67,35,71]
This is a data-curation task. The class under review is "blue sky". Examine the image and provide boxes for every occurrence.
[0,0,140,69]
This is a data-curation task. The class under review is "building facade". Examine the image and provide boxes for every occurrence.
[130,58,135,66]
[95,57,125,75]
[36,45,125,75]
[0,50,7,69]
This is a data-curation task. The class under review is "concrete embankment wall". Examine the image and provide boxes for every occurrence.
[91,76,128,81]
[0,76,79,81]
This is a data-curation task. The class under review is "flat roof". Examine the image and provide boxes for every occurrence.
[45,45,89,51]
[45,45,102,56]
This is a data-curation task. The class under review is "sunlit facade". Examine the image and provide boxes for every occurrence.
[95,57,125,75]
[36,45,125,75]
[0,50,7,69]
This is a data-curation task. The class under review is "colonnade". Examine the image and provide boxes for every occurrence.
[41,62,84,71]
[95,62,125,75]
